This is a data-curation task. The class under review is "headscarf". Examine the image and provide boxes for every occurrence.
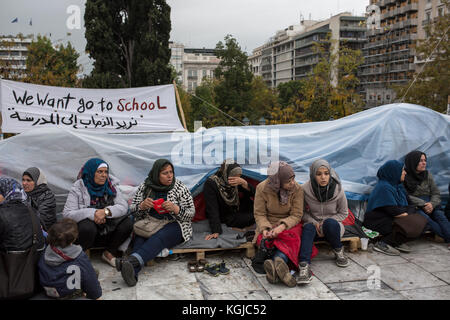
[403,151,428,194]
[266,161,295,205]
[309,159,340,203]
[366,160,409,213]
[23,167,51,197]
[143,159,176,199]
[209,159,242,208]
[79,158,116,200]
[0,177,27,204]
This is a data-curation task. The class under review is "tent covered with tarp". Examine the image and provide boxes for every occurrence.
[0,103,449,220]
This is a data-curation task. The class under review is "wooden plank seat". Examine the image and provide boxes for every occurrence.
[314,236,361,253]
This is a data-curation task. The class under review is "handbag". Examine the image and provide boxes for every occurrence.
[97,215,129,237]
[393,213,428,239]
[0,208,42,300]
[251,238,276,274]
[133,215,171,238]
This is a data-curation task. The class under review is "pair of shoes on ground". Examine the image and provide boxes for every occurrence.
[373,241,412,256]
[263,257,296,287]
[188,259,207,272]
[204,261,230,276]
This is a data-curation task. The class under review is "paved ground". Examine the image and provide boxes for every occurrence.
[91,237,450,300]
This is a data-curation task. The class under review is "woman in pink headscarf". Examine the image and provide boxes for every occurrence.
[253,161,316,287]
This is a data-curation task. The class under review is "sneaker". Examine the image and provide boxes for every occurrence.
[333,247,350,268]
[296,262,313,285]
[263,259,279,284]
[121,260,137,287]
[274,257,296,288]
[217,261,230,275]
[373,241,400,256]
[394,243,412,253]
[204,263,220,277]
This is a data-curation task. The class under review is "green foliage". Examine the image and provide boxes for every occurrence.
[83,0,173,88]
[24,35,80,86]
[394,0,449,113]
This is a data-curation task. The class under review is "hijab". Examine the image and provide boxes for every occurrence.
[209,159,242,208]
[23,167,51,197]
[309,159,340,203]
[80,158,116,200]
[143,159,176,199]
[403,151,428,194]
[266,161,295,205]
[366,160,409,213]
[0,177,27,204]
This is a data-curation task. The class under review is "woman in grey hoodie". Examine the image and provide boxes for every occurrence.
[297,159,350,284]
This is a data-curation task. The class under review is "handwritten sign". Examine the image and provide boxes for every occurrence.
[0,80,185,133]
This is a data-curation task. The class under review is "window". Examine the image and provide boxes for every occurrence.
[426,11,431,22]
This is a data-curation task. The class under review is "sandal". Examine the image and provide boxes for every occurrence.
[204,263,220,277]
[217,260,230,275]
[188,260,197,272]
[196,259,207,272]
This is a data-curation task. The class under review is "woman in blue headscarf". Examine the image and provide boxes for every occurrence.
[62,158,132,267]
[363,160,420,256]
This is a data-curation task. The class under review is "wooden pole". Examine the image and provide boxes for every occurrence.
[173,81,187,131]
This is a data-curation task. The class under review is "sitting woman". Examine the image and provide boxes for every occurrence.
[204,159,255,240]
[62,158,132,267]
[363,160,424,256]
[253,161,303,288]
[0,177,45,299]
[22,167,57,232]
[403,151,450,249]
[118,159,195,287]
[297,160,350,284]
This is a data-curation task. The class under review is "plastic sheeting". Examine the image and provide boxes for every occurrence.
[0,103,448,211]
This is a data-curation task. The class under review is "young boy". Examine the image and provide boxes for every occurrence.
[38,218,102,299]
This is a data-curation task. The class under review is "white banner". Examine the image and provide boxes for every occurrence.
[0,80,185,133]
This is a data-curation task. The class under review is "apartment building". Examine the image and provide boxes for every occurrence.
[250,13,366,89]
[0,36,32,79]
[169,42,221,92]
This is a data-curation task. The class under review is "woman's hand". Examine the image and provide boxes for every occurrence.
[423,202,433,214]
[396,213,408,218]
[94,209,106,224]
[268,224,286,238]
[205,233,219,240]
[162,201,180,214]
[315,222,324,237]
[262,229,271,239]
[139,198,154,211]
[228,177,249,190]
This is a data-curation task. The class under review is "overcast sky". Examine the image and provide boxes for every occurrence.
[1,0,369,75]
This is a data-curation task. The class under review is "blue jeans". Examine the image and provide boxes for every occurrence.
[299,218,342,264]
[272,250,289,264]
[416,196,450,243]
[131,221,183,274]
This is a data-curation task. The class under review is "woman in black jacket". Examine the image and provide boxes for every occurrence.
[203,160,255,240]
[22,167,57,231]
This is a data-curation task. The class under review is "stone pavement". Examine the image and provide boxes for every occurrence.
[92,237,450,300]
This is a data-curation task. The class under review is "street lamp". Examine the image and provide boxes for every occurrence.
[242,117,250,126]
[259,117,266,125]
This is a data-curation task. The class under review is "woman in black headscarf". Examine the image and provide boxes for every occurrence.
[404,151,450,247]
[118,159,195,287]
[203,159,255,240]
[22,167,57,231]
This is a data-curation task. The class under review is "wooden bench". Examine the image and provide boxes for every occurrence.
[314,236,361,253]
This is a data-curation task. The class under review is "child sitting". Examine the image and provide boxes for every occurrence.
[38,218,102,299]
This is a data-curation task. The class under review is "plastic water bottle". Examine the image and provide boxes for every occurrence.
[156,248,173,257]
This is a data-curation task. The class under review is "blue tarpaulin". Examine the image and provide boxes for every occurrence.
[0,103,448,210]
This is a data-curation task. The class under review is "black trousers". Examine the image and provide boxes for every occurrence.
[76,217,133,256]
[225,211,255,229]
[364,217,408,247]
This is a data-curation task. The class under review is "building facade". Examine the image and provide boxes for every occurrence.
[249,13,366,89]
[169,42,221,92]
[0,37,32,79]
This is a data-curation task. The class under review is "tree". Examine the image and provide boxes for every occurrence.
[83,0,173,88]
[299,36,364,121]
[248,77,280,124]
[214,35,254,120]
[24,35,80,87]
[394,0,449,113]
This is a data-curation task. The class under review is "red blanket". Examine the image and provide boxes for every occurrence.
[256,223,318,270]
